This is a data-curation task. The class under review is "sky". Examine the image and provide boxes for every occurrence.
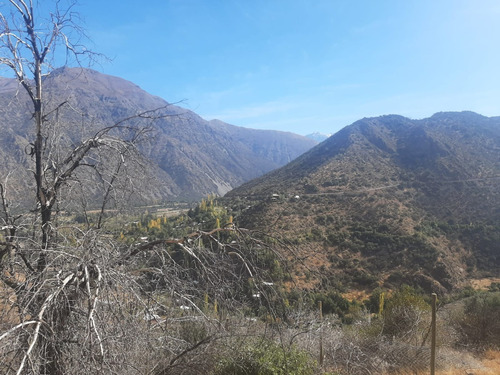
[22,1,500,135]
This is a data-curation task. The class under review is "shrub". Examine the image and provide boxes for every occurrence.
[212,339,317,375]
[382,285,430,342]
[364,288,386,314]
[304,184,319,194]
[455,292,500,349]
[489,282,500,292]
[312,291,350,318]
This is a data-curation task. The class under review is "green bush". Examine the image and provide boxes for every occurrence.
[304,184,319,194]
[382,285,430,342]
[456,292,500,349]
[364,288,387,314]
[312,291,350,317]
[212,339,316,375]
[489,282,500,292]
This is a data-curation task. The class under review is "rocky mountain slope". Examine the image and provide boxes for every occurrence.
[0,67,316,201]
[226,112,500,294]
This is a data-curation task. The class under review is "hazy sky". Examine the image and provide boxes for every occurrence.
[54,1,500,134]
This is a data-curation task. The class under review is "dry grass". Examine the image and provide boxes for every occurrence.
[342,289,369,301]
[470,278,500,290]
[434,350,500,375]
[478,350,500,374]
[348,350,500,375]
[2,270,499,375]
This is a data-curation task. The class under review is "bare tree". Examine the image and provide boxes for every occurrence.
[0,0,90,254]
[0,1,173,373]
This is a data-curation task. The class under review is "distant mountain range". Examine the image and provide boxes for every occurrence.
[226,112,500,293]
[0,67,317,201]
[305,132,332,143]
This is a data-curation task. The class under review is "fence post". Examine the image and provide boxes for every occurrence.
[319,300,324,366]
[431,293,437,375]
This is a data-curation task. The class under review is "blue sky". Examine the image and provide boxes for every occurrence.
[48,1,500,134]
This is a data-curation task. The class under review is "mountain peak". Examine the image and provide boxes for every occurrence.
[229,111,500,220]
[305,132,331,143]
[429,110,486,120]
[45,66,146,97]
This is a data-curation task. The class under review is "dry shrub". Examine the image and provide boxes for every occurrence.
[323,326,431,375]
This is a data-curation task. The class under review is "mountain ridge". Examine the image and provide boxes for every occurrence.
[226,111,500,293]
[0,67,317,201]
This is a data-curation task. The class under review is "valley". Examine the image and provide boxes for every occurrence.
[1,68,499,375]
[1,1,499,373]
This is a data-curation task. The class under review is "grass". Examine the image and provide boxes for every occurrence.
[435,350,500,375]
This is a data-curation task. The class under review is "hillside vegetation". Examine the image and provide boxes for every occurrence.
[0,1,498,373]
[226,112,500,294]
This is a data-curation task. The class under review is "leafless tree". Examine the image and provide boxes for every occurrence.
[0,1,175,374]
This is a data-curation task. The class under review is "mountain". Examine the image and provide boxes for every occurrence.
[226,112,500,294]
[305,132,331,143]
[0,67,316,201]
